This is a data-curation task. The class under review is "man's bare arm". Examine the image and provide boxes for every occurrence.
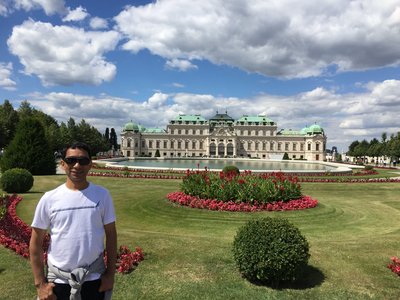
[30,227,56,300]
[99,222,117,292]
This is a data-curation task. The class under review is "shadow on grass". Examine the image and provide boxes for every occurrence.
[249,265,325,290]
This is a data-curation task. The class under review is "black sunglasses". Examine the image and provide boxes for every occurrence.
[63,156,91,166]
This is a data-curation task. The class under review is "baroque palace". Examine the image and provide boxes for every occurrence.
[120,112,327,161]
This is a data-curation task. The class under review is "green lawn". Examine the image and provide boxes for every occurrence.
[1,175,400,299]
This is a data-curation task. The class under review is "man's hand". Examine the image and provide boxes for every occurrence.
[36,282,56,300]
[99,271,115,292]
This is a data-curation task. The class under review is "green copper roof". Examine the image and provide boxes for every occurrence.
[209,112,234,121]
[137,124,146,132]
[237,115,274,123]
[173,114,207,122]
[144,127,165,133]
[307,124,324,134]
[123,121,139,131]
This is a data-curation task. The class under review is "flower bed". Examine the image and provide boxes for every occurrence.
[0,194,143,274]
[167,170,318,212]
[88,165,400,183]
[167,191,318,212]
[388,256,400,276]
[181,170,303,204]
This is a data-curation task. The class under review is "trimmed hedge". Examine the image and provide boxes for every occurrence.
[232,217,309,286]
[222,165,240,175]
[0,168,34,193]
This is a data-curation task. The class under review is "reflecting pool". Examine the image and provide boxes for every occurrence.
[106,158,341,172]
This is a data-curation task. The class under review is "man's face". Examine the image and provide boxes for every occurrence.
[61,148,92,184]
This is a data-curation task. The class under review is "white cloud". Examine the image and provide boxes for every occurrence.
[7,20,120,86]
[0,1,9,16]
[90,17,108,29]
[62,6,89,22]
[172,82,184,88]
[145,92,169,108]
[0,62,17,90]
[14,0,66,15]
[114,0,400,78]
[165,58,198,71]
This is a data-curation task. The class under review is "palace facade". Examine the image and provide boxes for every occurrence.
[120,112,327,161]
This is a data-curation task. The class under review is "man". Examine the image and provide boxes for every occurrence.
[30,142,117,300]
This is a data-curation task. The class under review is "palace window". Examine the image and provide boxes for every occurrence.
[308,143,311,151]
[163,141,167,148]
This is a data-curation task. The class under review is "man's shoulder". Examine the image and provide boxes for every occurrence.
[88,182,109,193]
[42,183,67,197]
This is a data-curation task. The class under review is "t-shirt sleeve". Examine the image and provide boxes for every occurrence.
[103,190,116,225]
[31,195,50,230]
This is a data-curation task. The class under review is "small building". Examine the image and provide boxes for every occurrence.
[120,112,327,160]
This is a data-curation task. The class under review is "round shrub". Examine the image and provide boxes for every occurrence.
[0,168,34,193]
[365,165,374,171]
[232,217,309,286]
[222,165,240,175]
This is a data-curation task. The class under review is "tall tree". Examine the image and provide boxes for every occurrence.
[110,128,118,150]
[104,127,110,143]
[0,100,19,148]
[347,140,360,156]
[18,100,34,119]
[0,117,56,175]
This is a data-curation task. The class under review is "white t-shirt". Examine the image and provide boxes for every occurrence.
[31,182,116,282]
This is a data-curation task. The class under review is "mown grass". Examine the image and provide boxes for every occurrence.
[1,174,400,299]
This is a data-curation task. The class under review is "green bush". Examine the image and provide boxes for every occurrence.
[0,168,34,193]
[232,217,310,286]
[222,165,240,175]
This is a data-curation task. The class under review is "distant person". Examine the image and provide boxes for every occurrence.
[30,142,117,300]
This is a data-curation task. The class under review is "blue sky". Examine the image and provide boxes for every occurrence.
[1,0,400,152]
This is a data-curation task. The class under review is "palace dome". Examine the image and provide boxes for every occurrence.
[307,124,324,134]
[123,121,139,132]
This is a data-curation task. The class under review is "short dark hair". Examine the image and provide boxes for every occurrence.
[61,142,92,159]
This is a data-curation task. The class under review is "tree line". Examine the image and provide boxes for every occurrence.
[347,133,400,163]
[0,99,118,174]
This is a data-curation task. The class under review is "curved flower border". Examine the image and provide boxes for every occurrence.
[166,191,318,212]
[0,194,144,274]
[89,166,400,183]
